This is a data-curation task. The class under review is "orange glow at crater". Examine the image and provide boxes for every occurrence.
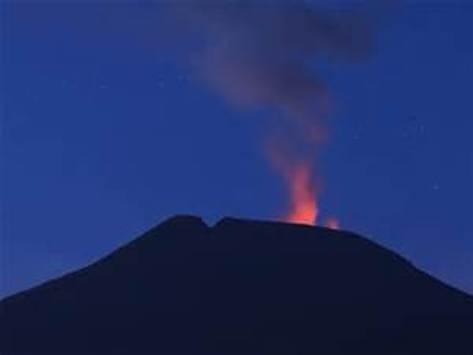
[267,142,341,228]
[285,164,319,226]
[325,218,340,230]
[267,145,318,226]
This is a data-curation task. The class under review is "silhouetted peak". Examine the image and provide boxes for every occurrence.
[214,216,349,240]
[99,215,209,263]
[159,214,208,231]
[214,216,261,230]
[214,216,313,231]
[2,215,473,355]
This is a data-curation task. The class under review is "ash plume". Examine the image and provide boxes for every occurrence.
[161,0,387,223]
[166,0,377,140]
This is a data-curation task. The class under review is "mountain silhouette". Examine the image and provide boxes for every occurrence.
[1,215,472,354]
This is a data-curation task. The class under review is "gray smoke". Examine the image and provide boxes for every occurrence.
[167,0,377,141]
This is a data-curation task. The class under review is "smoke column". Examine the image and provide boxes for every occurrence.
[164,0,378,224]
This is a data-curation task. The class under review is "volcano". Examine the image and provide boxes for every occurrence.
[1,216,472,354]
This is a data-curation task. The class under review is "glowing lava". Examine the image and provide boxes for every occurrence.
[325,218,340,230]
[285,163,319,226]
[267,142,339,228]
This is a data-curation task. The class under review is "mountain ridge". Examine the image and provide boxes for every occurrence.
[1,215,472,354]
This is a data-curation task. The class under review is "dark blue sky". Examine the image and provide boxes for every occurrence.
[2,1,472,297]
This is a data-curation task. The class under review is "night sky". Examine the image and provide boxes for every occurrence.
[2,0,472,297]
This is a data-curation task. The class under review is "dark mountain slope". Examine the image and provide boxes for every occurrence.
[1,215,472,354]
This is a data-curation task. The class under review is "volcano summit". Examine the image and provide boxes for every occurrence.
[1,216,472,354]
